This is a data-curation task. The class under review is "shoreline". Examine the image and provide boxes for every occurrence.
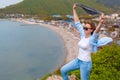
[12,18,79,63]
[39,23,79,63]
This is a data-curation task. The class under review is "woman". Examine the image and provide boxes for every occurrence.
[60,3,113,80]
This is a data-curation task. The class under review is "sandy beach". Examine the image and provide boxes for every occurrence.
[13,18,79,64]
[39,23,79,63]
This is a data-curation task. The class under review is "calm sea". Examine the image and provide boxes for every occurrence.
[0,20,66,80]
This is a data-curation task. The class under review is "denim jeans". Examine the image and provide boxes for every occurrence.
[61,58,92,80]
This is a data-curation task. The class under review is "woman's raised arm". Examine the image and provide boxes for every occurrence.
[73,3,80,22]
[94,13,105,33]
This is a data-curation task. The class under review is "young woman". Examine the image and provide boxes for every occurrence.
[61,3,113,80]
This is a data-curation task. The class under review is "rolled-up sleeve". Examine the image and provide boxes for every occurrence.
[89,32,113,52]
[74,21,85,38]
[97,37,113,47]
[89,33,99,52]
[89,32,99,46]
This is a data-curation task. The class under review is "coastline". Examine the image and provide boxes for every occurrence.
[39,23,79,63]
[12,18,79,63]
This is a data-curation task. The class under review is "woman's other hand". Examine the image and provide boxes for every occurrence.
[99,13,105,23]
[73,3,78,10]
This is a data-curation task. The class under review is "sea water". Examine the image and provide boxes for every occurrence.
[0,20,66,80]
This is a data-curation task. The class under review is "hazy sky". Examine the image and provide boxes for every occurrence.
[0,0,23,8]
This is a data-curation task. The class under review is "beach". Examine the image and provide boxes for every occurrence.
[39,23,79,63]
[12,18,80,80]
[14,18,79,63]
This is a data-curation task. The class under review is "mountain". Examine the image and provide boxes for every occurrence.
[96,0,120,9]
[0,0,114,17]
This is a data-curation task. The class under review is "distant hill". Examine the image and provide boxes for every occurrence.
[96,0,120,9]
[0,0,114,17]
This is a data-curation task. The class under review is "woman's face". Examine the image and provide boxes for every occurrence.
[83,23,93,35]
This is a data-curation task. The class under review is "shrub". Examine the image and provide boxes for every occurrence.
[90,43,120,80]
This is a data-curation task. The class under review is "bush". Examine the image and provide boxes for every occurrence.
[90,43,120,80]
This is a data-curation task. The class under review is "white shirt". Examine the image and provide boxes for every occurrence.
[78,37,93,61]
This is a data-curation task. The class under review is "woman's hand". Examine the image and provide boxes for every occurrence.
[99,13,105,23]
[73,3,77,10]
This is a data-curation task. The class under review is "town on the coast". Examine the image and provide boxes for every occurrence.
[5,13,120,45]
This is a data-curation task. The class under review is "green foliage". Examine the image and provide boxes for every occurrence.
[61,15,70,20]
[79,15,97,20]
[43,15,54,21]
[90,43,120,80]
[69,70,80,80]
[0,13,5,18]
[53,67,61,75]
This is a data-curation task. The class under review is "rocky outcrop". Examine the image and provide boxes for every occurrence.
[46,74,77,80]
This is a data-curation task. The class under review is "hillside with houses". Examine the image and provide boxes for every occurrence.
[9,12,120,45]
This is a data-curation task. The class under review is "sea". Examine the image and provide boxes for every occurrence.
[0,19,66,80]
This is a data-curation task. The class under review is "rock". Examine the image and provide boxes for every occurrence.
[46,74,77,80]
[69,74,77,80]
[46,75,62,80]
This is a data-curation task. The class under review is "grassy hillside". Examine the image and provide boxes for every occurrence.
[0,0,113,17]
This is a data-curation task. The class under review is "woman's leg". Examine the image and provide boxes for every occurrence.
[61,58,80,80]
[80,60,92,80]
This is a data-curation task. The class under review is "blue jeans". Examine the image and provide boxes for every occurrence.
[61,58,92,80]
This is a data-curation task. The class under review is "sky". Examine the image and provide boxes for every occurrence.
[0,0,23,8]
